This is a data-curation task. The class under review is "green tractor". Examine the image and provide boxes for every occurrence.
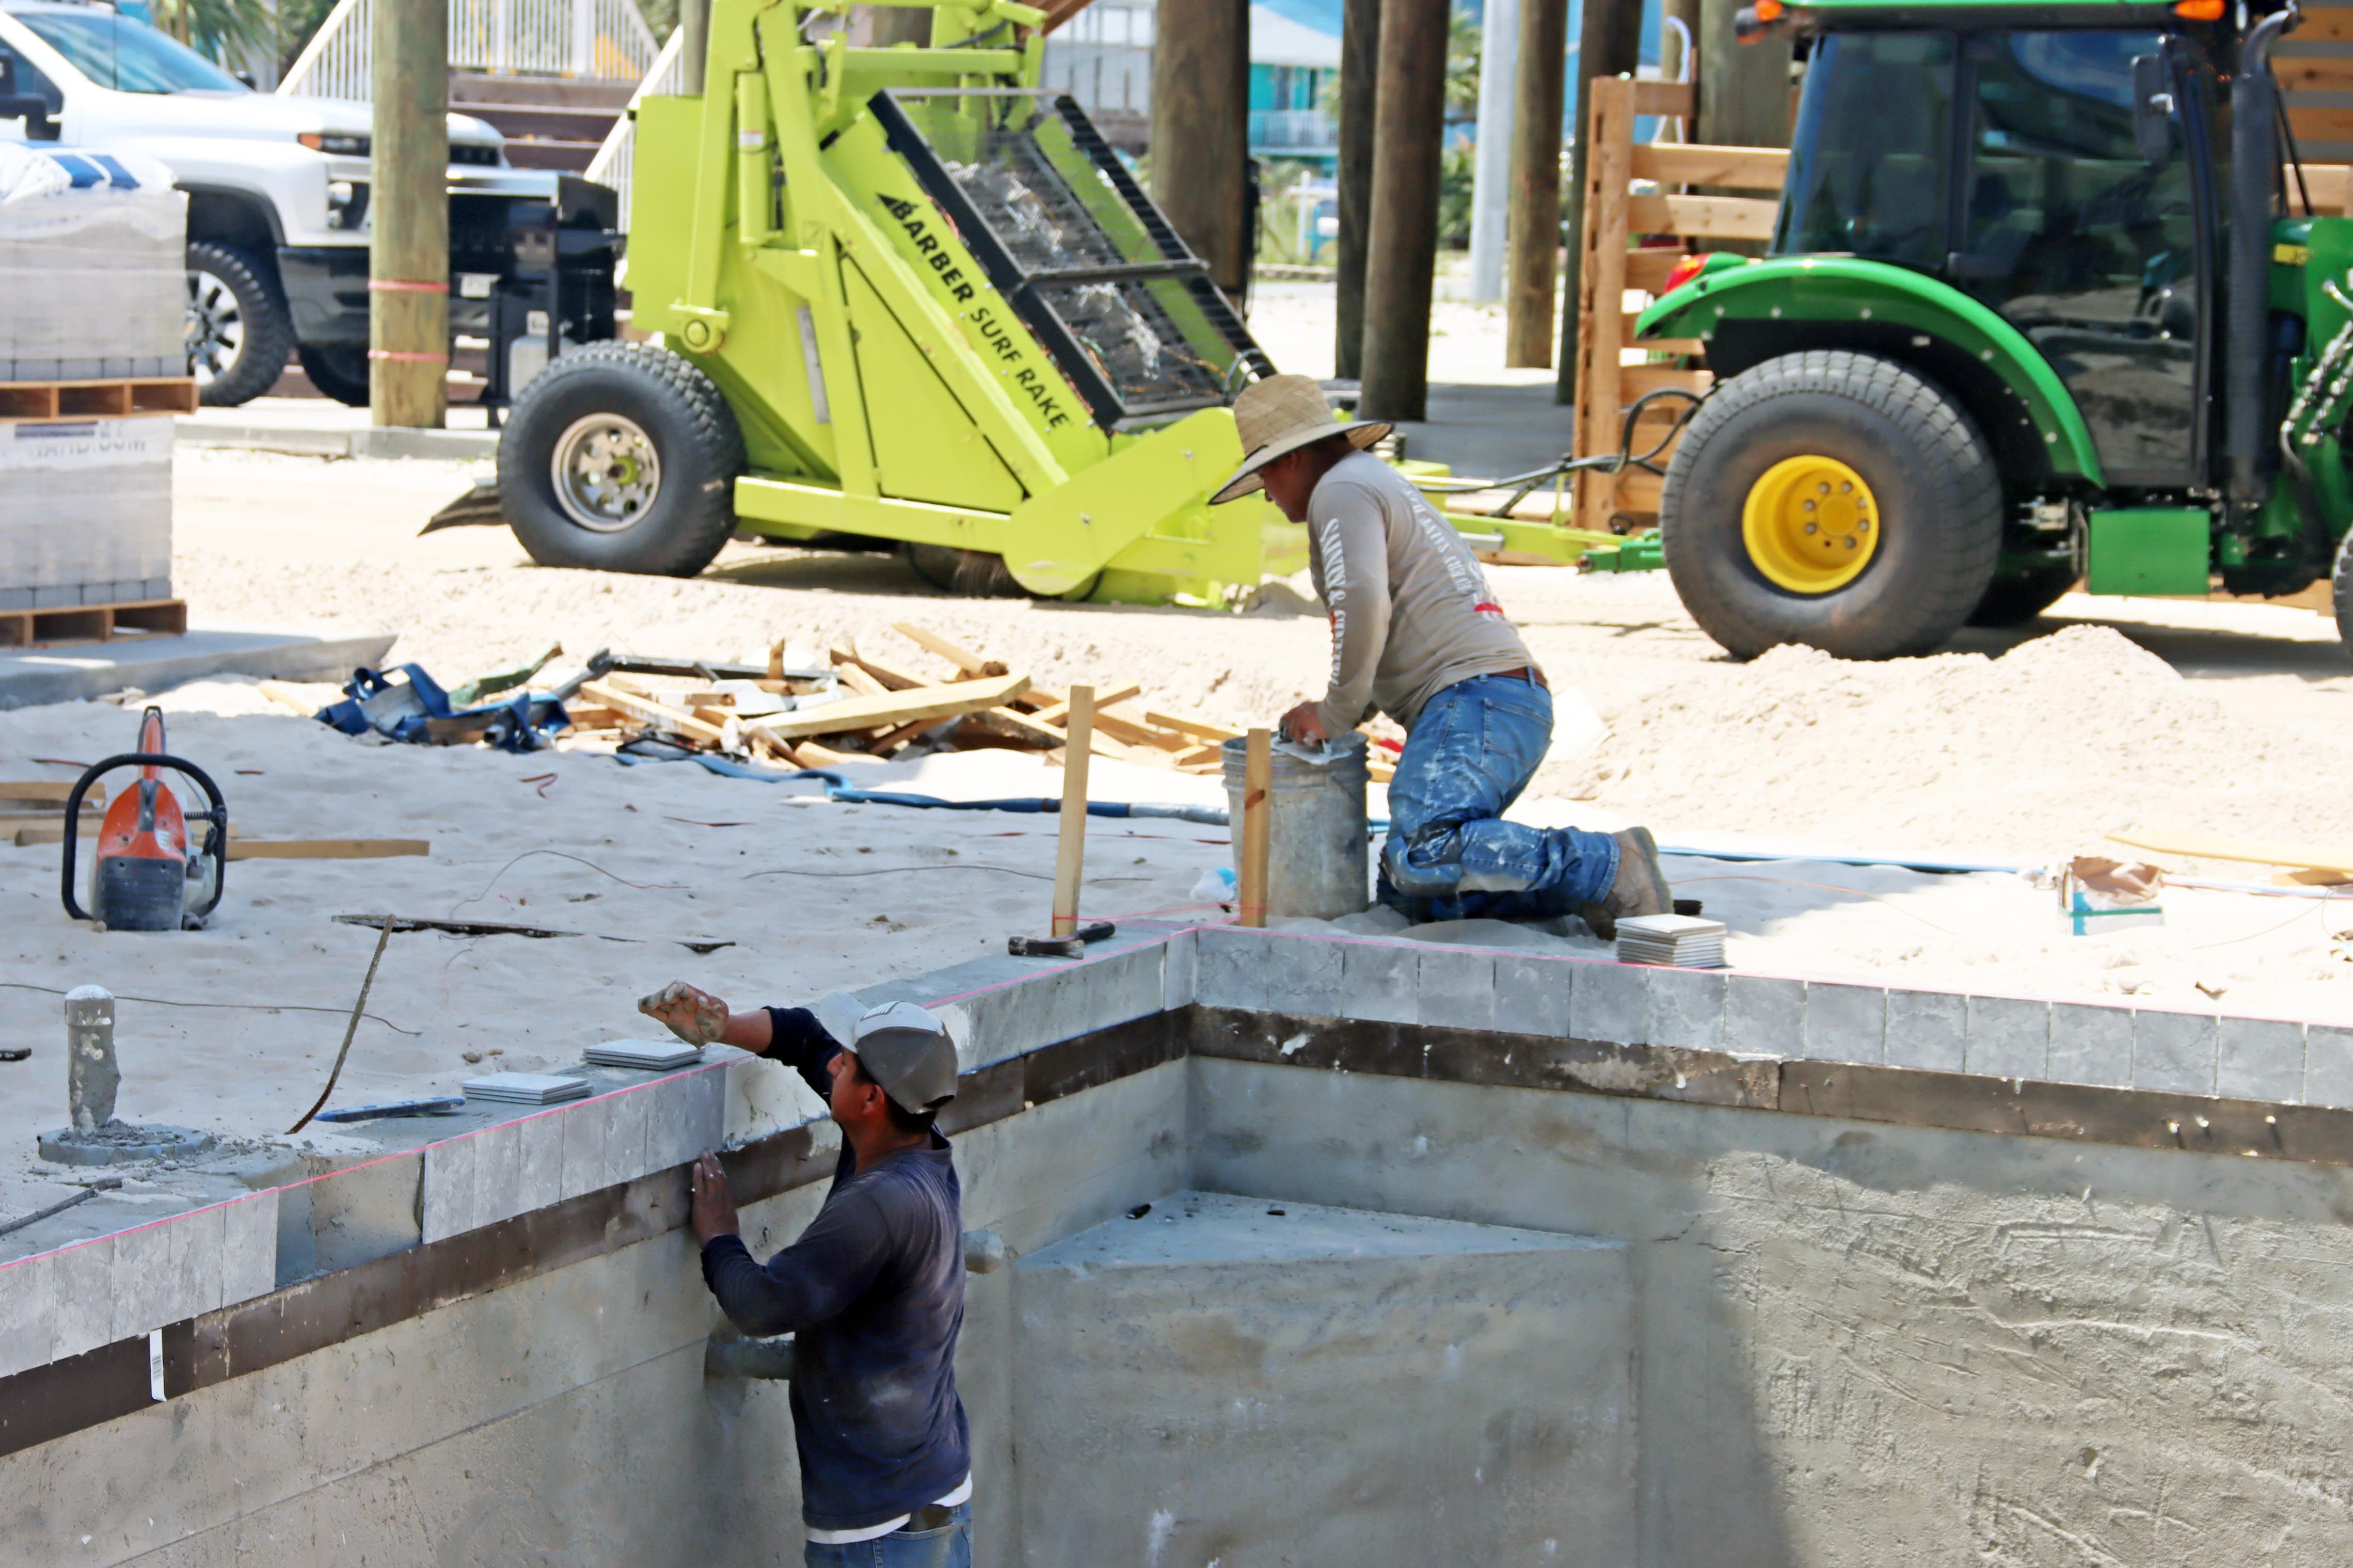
[1639,1,2353,658]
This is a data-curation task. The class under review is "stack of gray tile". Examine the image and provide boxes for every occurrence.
[1,144,184,614]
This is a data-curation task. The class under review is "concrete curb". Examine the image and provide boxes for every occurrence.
[176,422,498,461]
[0,630,398,710]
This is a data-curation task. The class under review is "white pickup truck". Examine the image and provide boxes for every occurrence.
[0,0,572,405]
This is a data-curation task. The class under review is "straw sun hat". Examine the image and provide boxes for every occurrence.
[1210,373,1392,504]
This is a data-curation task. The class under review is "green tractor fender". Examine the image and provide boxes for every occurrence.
[1636,257,2107,489]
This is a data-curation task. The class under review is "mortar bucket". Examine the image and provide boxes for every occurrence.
[1221,733,1371,920]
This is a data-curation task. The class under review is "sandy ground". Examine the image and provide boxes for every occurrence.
[8,283,2353,1217]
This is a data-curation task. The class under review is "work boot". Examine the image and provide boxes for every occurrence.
[1581,826,1672,940]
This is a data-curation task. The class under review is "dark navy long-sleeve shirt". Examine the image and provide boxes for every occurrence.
[699,1006,970,1533]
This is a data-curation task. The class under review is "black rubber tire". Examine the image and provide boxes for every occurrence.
[1659,350,2004,661]
[497,342,744,577]
[1968,564,2079,628]
[296,342,372,407]
[186,242,294,408]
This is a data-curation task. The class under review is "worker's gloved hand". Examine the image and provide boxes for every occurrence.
[638,981,730,1045]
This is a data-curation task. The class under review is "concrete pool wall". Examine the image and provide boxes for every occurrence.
[4,924,2350,1564]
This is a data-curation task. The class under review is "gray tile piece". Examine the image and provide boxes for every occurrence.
[470,1118,524,1232]
[2217,1017,2306,1104]
[2047,1003,2133,1089]
[2306,1025,2353,1108]
[1569,962,1648,1047]
[559,1093,615,1202]
[421,1132,480,1245]
[1160,929,1197,1011]
[50,1235,115,1360]
[1883,990,1966,1073]
[161,1201,227,1324]
[1965,996,2050,1080]
[1722,974,1806,1058]
[219,1190,277,1308]
[1417,947,1498,1032]
[643,1066,726,1174]
[109,1218,189,1341]
[2133,1010,2219,1096]
[1337,940,1419,1025]
[515,1103,567,1212]
[1492,954,1572,1037]
[1645,967,1724,1052]
[0,1253,56,1379]
[602,1085,655,1190]
[1803,983,1887,1065]
[1194,927,1270,1011]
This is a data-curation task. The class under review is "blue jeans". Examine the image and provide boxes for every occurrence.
[804,1503,972,1568]
[1378,673,1619,922]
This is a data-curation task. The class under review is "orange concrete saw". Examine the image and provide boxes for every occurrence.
[60,707,228,932]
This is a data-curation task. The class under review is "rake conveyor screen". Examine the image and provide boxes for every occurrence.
[873,89,1275,427]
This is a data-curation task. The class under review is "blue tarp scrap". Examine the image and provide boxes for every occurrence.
[316,664,571,754]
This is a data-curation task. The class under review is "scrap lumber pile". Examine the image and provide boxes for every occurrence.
[555,623,1401,776]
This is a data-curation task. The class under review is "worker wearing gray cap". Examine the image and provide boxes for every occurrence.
[641,983,971,1567]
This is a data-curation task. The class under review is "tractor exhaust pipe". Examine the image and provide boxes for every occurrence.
[2229,9,2294,507]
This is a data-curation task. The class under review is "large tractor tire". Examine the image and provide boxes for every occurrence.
[1659,350,2004,660]
[1968,563,2078,628]
[498,342,744,577]
[186,242,294,408]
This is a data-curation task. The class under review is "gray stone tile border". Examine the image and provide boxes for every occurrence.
[2218,1017,2306,1105]
[1965,996,2050,1081]
[2133,1010,2219,1096]
[2048,1003,2133,1089]
[1884,990,1966,1073]
[1647,967,1726,1052]
[1569,961,1649,1047]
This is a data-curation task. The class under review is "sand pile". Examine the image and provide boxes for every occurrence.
[1549,626,2353,866]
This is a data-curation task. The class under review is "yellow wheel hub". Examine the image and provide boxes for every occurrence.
[1741,455,1881,594]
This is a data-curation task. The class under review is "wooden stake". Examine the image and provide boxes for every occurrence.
[1238,727,1272,928]
[369,0,448,428]
[1051,686,1096,938]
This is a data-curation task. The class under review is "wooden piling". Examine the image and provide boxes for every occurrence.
[369,0,449,429]
[1150,0,1252,297]
[1552,0,1643,404]
[1333,0,1380,379]
[1052,686,1096,937]
[1238,727,1271,929]
[1358,0,1450,422]
[1504,0,1570,368]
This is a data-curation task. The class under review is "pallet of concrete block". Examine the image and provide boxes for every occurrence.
[0,143,191,646]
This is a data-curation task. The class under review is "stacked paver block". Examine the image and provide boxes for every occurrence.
[1,146,184,613]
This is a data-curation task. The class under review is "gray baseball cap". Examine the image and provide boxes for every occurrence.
[850,1001,959,1114]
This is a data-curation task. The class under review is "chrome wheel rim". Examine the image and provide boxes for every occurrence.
[185,268,244,385]
[550,413,661,533]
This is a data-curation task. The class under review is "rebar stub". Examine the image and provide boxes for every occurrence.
[37,1123,216,1167]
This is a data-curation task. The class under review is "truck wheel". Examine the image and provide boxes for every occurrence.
[186,242,293,408]
[1660,350,2003,660]
[497,342,744,577]
[296,344,372,408]
[1968,564,2078,628]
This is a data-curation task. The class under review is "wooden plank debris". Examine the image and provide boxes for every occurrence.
[2109,829,2353,877]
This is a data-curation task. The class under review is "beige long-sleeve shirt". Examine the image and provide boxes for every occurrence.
[1307,451,1533,735]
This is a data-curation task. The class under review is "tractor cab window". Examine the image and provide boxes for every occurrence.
[1775,31,1953,269]
[1957,29,2203,487]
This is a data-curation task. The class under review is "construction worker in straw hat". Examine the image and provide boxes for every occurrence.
[1211,373,1672,933]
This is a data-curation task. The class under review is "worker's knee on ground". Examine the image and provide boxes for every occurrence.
[1381,824,1466,896]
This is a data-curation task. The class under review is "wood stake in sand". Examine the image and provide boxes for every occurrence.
[1239,728,1271,928]
[1052,686,1095,938]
